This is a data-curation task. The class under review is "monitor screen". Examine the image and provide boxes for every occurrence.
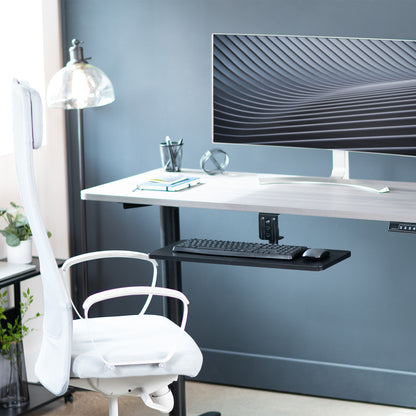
[213,34,416,156]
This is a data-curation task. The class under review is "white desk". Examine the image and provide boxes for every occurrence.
[81,168,416,416]
[82,168,416,222]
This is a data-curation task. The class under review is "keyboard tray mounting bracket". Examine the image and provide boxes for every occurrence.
[259,212,284,244]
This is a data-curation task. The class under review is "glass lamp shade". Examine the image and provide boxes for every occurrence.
[47,61,115,110]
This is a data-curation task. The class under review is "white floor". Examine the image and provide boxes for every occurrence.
[27,381,416,416]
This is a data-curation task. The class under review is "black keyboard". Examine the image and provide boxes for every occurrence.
[172,238,307,260]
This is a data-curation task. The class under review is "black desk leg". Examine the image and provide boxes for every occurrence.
[159,207,220,416]
[160,206,186,416]
[160,206,183,319]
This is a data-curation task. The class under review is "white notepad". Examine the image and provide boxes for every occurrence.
[0,261,36,281]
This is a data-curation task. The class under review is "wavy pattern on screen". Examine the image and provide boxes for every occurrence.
[213,34,416,156]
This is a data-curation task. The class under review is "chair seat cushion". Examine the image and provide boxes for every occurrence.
[71,314,203,379]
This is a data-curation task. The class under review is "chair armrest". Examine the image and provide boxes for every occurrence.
[62,250,158,272]
[61,250,158,319]
[83,286,189,326]
[81,286,190,367]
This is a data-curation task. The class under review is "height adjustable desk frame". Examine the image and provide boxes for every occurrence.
[81,168,416,416]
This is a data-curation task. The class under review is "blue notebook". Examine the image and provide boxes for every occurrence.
[135,175,201,192]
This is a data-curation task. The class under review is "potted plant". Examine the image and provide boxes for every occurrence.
[0,288,40,407]
[0,202,50,264]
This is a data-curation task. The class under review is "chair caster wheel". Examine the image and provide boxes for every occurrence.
[64,393,73,403]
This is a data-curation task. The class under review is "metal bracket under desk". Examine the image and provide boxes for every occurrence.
[150,244,351,271]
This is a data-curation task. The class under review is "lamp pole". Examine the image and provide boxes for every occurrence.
[77,108,88,300]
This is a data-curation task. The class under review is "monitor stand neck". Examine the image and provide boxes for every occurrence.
[331,150,350,180]
[258,149,390,193]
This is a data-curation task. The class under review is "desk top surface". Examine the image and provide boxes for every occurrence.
[81,168,416,222]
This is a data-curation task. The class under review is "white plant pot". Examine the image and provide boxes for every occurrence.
[7,239,32,264]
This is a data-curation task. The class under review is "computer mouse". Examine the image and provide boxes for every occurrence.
[302,248,329,260]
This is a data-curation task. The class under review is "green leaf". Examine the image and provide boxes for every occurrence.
[0,267,40,350]
[0,203,34,246]
[15,214,28,227]
[6,234,20,247]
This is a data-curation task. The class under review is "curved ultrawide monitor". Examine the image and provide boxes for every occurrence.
[213,34,416,156]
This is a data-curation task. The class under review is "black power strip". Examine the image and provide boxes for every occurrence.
[389,222,416,233]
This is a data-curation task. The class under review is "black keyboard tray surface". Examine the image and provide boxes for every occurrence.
[150,241,351,272]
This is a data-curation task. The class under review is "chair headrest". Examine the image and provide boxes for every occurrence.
[12,79,43,149]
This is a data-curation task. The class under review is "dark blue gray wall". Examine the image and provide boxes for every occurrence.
[61,0,416,407]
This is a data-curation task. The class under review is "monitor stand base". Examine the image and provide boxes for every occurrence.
[258,150,390,193]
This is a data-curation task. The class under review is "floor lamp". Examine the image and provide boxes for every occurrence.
[47,39,115,305]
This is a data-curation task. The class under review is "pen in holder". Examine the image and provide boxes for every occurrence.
[160,137,183,172]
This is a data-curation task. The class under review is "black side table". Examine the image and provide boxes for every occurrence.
[0,258,72,416]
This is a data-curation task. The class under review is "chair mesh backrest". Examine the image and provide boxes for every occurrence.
[11,79,72,396]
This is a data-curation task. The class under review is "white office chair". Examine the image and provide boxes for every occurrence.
[11,79,203,416]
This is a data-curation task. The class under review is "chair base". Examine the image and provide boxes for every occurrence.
[70,375,177,415]
[108,396,119,416]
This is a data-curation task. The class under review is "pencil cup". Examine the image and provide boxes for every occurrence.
[160,142,183,172]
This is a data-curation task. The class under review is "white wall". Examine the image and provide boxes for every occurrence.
[0,0,69,260]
